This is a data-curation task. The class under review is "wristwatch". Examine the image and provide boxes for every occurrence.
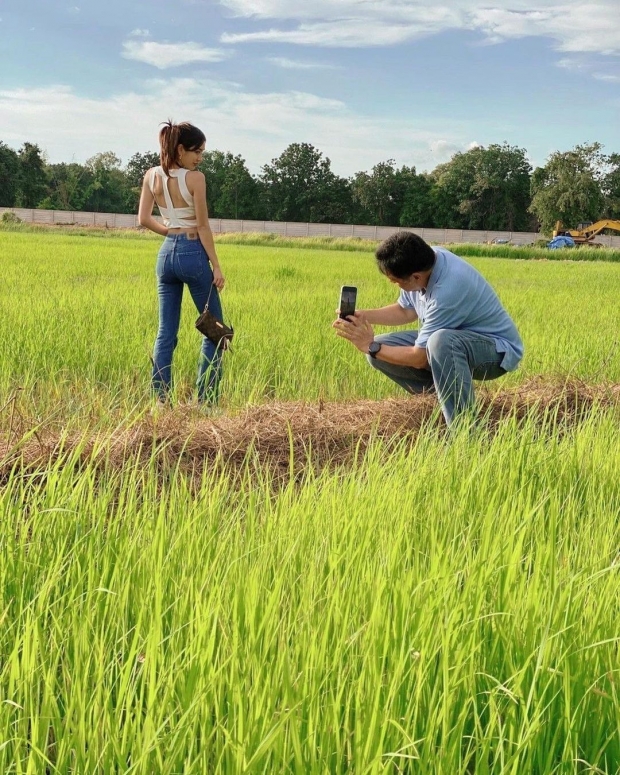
[368,341,382,359]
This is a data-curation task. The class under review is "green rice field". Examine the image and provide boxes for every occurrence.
[1,228,620,773]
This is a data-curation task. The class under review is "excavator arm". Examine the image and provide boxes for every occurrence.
[579,220,620,240]
[553,220,620,243]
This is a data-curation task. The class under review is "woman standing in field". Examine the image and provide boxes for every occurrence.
[138,120,225,405]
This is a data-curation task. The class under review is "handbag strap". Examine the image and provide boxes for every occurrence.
[204,283,230,326]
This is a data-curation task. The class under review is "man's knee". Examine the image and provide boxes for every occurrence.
[426,329,455,358]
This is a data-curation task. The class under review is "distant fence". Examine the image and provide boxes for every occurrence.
[2,206,620,248]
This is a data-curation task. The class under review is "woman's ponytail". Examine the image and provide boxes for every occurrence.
[158,120,206,175]
[159,120,180,175]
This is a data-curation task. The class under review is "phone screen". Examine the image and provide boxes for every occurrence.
[339,286,357,319]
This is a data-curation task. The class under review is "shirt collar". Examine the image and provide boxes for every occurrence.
[423,247,445,296]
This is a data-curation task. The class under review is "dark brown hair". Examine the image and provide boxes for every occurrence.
[375,232,436,278]
[159,120,206,175]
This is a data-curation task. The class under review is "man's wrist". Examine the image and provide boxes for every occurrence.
[368,340,382,359]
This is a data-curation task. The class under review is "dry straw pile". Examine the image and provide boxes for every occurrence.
[2,378,619,483]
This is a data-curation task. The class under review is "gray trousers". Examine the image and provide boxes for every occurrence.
[367,329,506,425]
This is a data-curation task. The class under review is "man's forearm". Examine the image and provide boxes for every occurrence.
[375,344,429,370]
[360,304,416,326]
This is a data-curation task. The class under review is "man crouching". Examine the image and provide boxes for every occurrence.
[333,232,523,427]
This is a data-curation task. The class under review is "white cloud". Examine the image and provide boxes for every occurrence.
[556,57,587,71]
[122,40,230,69]
[429,140,459,155]
[0,80,480,175]
[217,0,620,55]
[266,56,337,69]
[593,72,620,82]
[223,22,426,47]
[556,56,620,82]
[130,28,150,38]
[470,5,620,55]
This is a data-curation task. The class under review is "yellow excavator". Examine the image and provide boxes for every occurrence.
[553,219,620,245]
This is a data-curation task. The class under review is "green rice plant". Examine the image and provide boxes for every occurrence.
[1,412,619,772]
[214,232,620,262]
[2,229,620,772]
[0,220,161,240]
[1,231,620,430]
[448,242,620,262]
[3,221,620,260]
[215,231,380,253]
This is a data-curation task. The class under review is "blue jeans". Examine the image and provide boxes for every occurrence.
[152,234,223,403]
[367,329,506,426]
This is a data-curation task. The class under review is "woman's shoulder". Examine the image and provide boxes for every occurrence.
[185,169,206,192]
[143,165,161,182]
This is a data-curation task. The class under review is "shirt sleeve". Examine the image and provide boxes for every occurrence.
[415,290,476,349]
[397,289,416,309]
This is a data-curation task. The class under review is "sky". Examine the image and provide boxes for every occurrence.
[0,0,619,177]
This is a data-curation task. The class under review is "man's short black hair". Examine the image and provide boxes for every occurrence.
[375,232,436,279]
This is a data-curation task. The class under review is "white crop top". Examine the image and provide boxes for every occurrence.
[149,166,197,228]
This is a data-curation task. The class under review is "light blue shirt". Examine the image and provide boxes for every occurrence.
[397,247,523,371]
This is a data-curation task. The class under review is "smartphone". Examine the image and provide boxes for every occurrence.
[339,285,357,319]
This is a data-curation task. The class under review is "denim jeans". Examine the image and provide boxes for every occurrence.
[367,328,506,426]
[152,234,223,403]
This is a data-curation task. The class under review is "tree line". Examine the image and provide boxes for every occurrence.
[1,139,618,234]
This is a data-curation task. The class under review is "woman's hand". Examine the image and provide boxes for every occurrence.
[212,266,225,290]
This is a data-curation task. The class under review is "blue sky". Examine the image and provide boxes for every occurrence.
[1,0,619,176]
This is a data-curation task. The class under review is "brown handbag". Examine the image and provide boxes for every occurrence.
[195,287,234,350]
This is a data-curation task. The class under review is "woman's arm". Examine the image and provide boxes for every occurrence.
[138,172,168,237]
[189,171,225,290]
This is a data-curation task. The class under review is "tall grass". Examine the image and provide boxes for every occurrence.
[1,415,620,773]
[215,232,620,262]
[2,231,620,430]
[3,222,620,261]
[451,242,620,262]
[0,220,160,240]
[2,230,620,772]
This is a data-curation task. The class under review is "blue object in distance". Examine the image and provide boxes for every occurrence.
[547,235,576,249]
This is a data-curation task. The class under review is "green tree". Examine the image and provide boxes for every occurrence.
[40,162,93,210]
[261,143,350,223]
[431,143,532,231]
[124,151,160,213]
[529,143,606,233]
[602,152,620,219]
[16,142,48,207]
[352,160,406,226]
[83,152,128,213]
[399,172,436,228]
[0,142,20,207]
[351,162,435,227]
[199,151,263,219]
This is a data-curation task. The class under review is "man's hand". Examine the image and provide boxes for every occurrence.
[333,311,375,354]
